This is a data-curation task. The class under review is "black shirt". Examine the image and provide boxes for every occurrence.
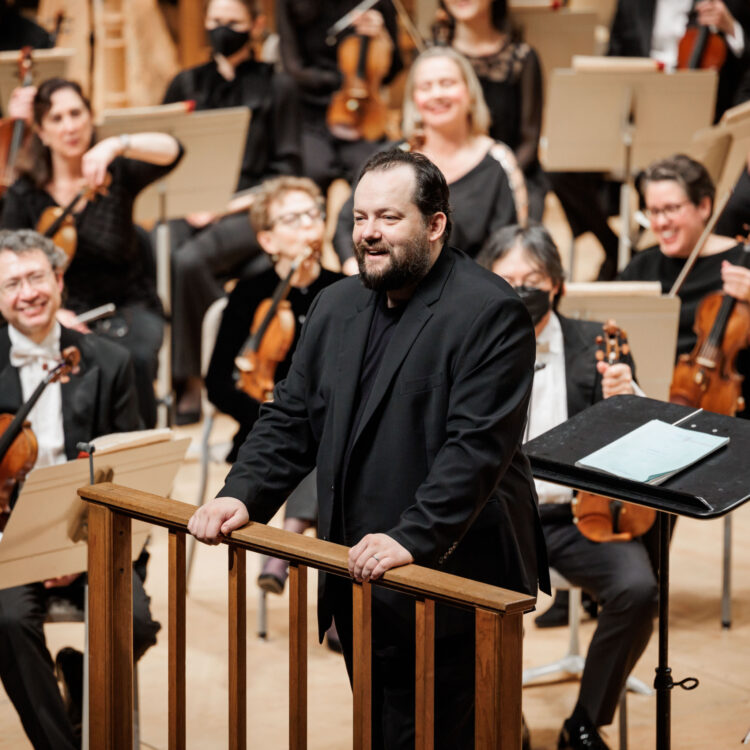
[162,59,302,191]
[0,149,183,311]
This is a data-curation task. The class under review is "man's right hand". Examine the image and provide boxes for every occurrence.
[187,496,249,545]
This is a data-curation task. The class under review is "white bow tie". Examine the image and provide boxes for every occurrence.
[10,341,60,369]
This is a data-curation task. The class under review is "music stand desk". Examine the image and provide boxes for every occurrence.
[524,395,750,749]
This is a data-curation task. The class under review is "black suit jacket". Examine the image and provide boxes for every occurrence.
[220,247,550,633]
[608,0,750,119]
[0,326,142,459]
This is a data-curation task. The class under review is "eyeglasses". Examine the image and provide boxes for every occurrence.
[0,270,54,297]
[270,206,324,229]
[643,201,692,221]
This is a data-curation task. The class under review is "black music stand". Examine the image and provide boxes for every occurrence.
[524,395,750,750]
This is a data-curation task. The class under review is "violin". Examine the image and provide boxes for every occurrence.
[234,248,316,403]
[669,236,750,416]
[677,0,728,70]
[0,47,34,196]
[327,30,393,142]
[0,346,80,529]
[572,321,657,542]
[36,173,112,263]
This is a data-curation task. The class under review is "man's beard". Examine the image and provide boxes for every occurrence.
[354,232,433,292]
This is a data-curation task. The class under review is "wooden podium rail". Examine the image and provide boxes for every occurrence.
[78,483,536,749]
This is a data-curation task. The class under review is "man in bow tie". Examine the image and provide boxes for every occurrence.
[0,229,160,750]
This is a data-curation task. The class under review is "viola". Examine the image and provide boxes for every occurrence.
[669,237,750,416]
[234,248,316,403]
[0,47,34,197]
[36,173,112,263]
[0,346,80,528]
[677,0,728,70]
[572,321,657,542]
[327,31,393,142]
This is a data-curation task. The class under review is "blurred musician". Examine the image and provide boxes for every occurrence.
[205,176,342,601]
[276,0,403,194]
[436,0,547,220]
[334,46,523,271]
[0,77,183,427]
[0,229,160,750]
[162,0,302,423]
[480,223,656,750]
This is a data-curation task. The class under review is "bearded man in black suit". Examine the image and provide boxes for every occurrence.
[480,223,658,750]
[0,229,160,750]
[189,149,549,748]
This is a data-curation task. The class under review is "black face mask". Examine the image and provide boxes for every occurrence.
[514,285,551,326]
[207,25,250,57]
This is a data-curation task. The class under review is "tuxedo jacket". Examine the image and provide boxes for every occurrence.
[220,246,550,633]
[0,326,142,460]
[608,0,750,119]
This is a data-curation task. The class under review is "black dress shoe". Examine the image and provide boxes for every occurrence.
[558,714,610,750]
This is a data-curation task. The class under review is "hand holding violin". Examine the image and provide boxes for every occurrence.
[352,8,389,41]
[7,85,36,124]
[597,361,636,399]
[721,260,750,303]
[696,0,736,37]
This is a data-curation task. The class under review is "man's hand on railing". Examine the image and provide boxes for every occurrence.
[348,533,414,582]
[187,496,250,544]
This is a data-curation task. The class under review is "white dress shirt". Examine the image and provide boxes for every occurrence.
[526,314,574,505]
[8,323,66,469]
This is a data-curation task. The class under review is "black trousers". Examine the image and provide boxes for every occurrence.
[329,576,475,750]
[543,518,658,726]
[0,570,160,750]
[169,214,266,382]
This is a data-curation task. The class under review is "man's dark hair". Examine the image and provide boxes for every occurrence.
[356,149,453,247]
[477,222,565,309]
[639,154,715,211]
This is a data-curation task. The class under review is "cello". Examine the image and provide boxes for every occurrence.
[677,0,728,71]
[0,346,80,530]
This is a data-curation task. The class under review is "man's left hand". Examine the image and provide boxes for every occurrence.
[597,361,636,398]
[696,0,736,37]
[722,260,750,303]
[348,533,414,582]
[43,573,81,589]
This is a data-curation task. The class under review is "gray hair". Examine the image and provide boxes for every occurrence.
[0,229,69,271]
[401,46,491,142]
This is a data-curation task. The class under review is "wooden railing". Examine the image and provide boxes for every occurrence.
[78,482,537,749]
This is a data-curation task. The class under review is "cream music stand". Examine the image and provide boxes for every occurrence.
[97,105,250,427]
[542,62,717,269]
[0,429,189,588]
[0,47,73,115]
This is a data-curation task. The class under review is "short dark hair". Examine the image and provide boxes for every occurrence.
[640,154,715,211]
[478,222,565,309]
[0,229,68,271]
[355,149,453,247]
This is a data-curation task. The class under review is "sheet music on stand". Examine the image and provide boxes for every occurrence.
[0,48,74,115]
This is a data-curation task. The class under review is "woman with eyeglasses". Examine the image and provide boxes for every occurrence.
[205,176,341,464]
[620,153,750,416]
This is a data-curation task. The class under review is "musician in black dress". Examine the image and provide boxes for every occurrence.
[276,0,402,194]
[162,0,302,421]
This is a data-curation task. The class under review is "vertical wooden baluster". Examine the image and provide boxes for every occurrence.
[168,530,186,750]
[352,580,372,750]
[228,545,247,750]
[415,598,435,750]
[289,562,308,749]
[475,610,523,749]
[87,504,133,749]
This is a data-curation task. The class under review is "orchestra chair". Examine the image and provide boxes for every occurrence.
[186,295,229,589]
[522,568,652,750]
[45,587,140,750]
